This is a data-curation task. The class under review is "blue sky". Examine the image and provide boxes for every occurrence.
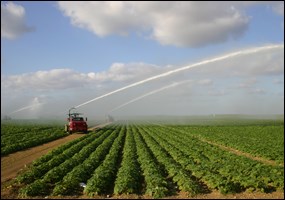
[1,1,284,119]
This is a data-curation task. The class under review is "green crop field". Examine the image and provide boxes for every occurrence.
[1,120,68,156]
[10,117,283,198]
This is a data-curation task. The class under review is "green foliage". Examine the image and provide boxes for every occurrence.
[1,123,68,155]
[84,127,126,196]
[13,122,284,198]
[52,126,120,195]
[179,125,284,163]
[113,128,141,195]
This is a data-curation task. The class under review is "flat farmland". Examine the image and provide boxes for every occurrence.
[1,117,284,199]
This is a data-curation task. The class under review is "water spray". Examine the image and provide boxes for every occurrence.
[109,80,191,113]
[74,44,283,109]
[9,102,45,115]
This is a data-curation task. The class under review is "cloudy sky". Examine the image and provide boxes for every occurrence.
[1,1,284,119]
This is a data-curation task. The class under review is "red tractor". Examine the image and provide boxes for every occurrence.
[65,107,88,134]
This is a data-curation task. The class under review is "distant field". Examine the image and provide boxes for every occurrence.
[1,118,107,156]
[6,116,283,198]
[172,125,284,163]
[1,121,68,156]
[127,114,284,126]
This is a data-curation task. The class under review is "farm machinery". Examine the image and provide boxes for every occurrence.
[65,107,88,134]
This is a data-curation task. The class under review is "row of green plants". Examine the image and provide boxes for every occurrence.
[17,130,105,184]
[1,128,68,156]
[113,125,142,195]
[83,125,126,196]
[175,125,284,163]
[141,124,284,193]
[19,125,121,197]
[15,122,284,198]
[2,127,57,146]
[131,125,169,198]
[1,123,56,136]
[52,125,122,196]
[137,125,204,196]
[1,123,67,156]
[19,129,113,196]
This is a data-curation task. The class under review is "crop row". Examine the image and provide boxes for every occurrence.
[137,125,204,196]
[52,125,123,195]
[140,124,284,192]
[1,123,55,136]
[1,127,68,156]
[173,125,284,163]
[131,125,169,198]
[16,122,284,198]
[113,125,141,195]
[83,125,126,195]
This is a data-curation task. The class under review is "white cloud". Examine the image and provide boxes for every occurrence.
[57,2,145,37]
[88,62,163,82]
[146,2,250,47]
[57,1,252,47]
[2,69,89,90]
[1,63,164,91]
[1,2,34,39]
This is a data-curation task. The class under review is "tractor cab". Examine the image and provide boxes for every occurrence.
[65,108,88,134]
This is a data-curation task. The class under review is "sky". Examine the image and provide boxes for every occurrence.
[1,1,284,119]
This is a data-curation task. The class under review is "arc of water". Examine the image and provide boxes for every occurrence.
[9,103,45,115]
[109,80,191,113]
[74,44,283,109]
